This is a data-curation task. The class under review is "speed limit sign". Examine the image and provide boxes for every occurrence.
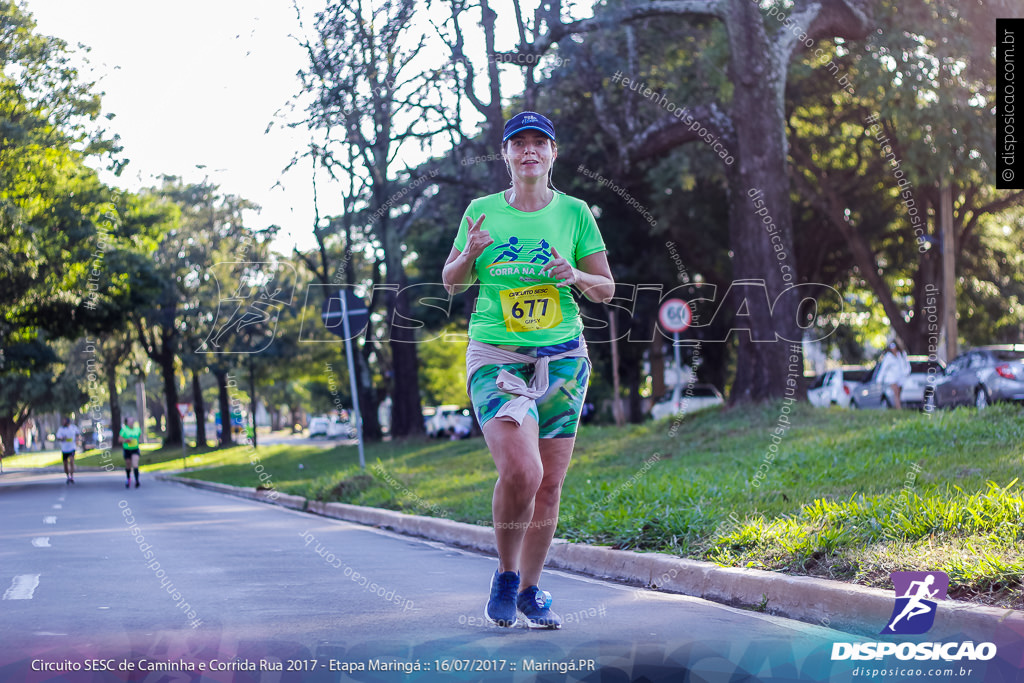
[658,298,692,333]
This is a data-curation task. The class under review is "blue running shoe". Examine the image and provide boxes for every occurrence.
[485,570,520,627]
[517,585,561,629]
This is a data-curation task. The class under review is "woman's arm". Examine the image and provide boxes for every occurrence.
[442,247,476,296]
[543,248,615,304]
[442,214,492,296]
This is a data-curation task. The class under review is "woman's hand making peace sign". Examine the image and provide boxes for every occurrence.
[463,214,494,260]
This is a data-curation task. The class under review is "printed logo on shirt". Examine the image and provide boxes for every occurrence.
[487,237,553,268]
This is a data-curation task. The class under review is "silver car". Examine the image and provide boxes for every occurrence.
[926,345,1024,410]
[851,356,945,410]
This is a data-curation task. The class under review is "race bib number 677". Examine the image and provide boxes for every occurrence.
[499,284,563,333]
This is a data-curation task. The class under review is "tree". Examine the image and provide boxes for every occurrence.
[0,1,130,453]
[134,178,258,447]
[787,0,1024,355]
[295,0,453,436]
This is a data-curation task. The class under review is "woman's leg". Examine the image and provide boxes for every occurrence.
[519,437,574,588]
[519,356,589,588]
[482,417,543,574]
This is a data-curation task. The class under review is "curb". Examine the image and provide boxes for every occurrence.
[158,474,1024,641]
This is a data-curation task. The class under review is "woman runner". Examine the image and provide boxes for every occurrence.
[442,111,614,628]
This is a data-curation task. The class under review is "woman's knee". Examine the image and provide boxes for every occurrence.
[534,477,564,510]
[499,461,543,496]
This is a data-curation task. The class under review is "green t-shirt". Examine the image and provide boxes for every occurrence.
[454,191,607,346]
[120,424,141,449]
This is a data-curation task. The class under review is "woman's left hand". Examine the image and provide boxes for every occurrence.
[542,246,577,287]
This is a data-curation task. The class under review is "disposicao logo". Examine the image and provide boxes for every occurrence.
[830,571,997,663]
[882,571,948,635]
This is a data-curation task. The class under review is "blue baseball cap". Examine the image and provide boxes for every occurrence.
[502,111,556,142]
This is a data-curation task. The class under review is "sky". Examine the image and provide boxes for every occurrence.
[25,0,557,255]
[26,0,328,253]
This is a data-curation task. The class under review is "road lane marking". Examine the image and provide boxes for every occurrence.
[43,516,57,524]
[3,575,40,600]
[52,504,62,510]
[31,537,51,547]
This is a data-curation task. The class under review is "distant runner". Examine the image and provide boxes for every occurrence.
[443,111,614,629]
[56,417,81,484]
[120,417,142,488]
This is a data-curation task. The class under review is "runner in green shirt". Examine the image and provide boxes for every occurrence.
[443,111,615,629]
[120,417,142,488]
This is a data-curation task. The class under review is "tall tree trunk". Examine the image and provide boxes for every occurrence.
[650,337,666,400]
[0,417,23,457]
[159,350,182,447]
[386,264,424,438]
[134,374,148,444]
[214,369,234,447]
[192,369,207,448]
[723,0,800,402]
[106,365,121,447]
[357,324,383,440]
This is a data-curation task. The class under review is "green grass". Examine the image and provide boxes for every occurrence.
[3,442,164,468]
[15,404,1022,608]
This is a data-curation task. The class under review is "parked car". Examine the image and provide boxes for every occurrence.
[851,356,945,409]
[807,366,871,408]
[926,345,1024,410]
[900,357,946,407]
[83,424,114,448]
[650,384,724,421]
[423,405,474,438]
[308,415,357,439]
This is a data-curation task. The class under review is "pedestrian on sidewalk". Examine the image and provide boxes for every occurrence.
[56,417,82,484]
[120,417,142,488]
[877,340,912,409]
[442,111,615,629]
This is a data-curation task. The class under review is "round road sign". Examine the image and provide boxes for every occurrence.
[658,298,692,333]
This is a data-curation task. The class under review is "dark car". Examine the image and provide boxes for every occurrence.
[926,345,1024,410]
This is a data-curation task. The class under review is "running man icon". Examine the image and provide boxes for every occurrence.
[881,571,949,635]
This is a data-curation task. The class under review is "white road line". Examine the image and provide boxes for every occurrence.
[31,537,51,548]
[3,575,40,600]
[52,504,62,510]
[43,516,57,525]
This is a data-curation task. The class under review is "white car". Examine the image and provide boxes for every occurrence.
[650,384,724,421]
[807,366,871,408]
[423,405,474,438]
[308,415,357,439]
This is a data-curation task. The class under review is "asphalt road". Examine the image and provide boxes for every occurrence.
[0,470,989,682]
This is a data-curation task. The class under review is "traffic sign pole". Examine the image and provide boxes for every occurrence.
[339,294,365,470]
[674,332,682,389]
[659,299,693,404]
